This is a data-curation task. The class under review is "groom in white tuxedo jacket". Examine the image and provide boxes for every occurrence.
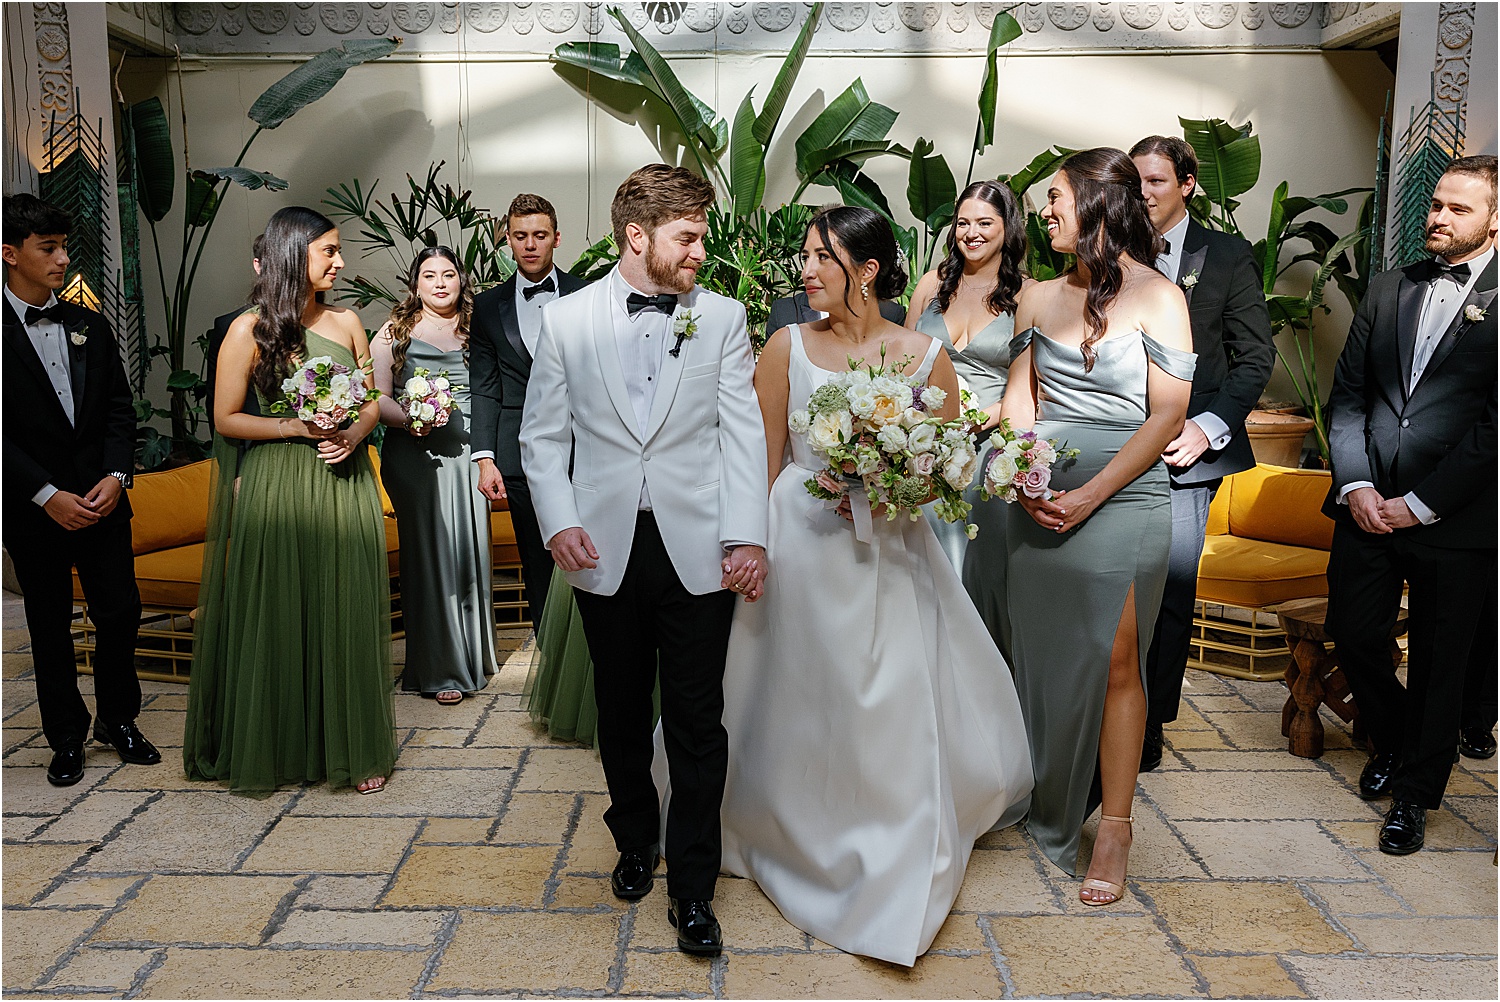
[520,165,769,955]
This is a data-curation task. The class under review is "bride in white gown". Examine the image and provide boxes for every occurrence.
[719,206,1034,967]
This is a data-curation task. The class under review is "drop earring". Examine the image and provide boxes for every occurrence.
[861,280,869,302]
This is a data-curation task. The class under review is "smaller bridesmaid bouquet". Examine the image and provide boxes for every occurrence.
[271,355,379,429]
[981,420,1079,503]
[398,368,458,432]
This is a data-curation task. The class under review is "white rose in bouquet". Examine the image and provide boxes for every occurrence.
[900,406,926,430]
[906,422,938,454]
[920,385,947,411]
[418,401,437,423]
[847,385,878,420]
[405,375,432,398]
[788,409,812,436]
[329,372,352,396]
[987,453,1019,491]
[876,425,909,452]
[431,375,451,392]
[808,410,853,452]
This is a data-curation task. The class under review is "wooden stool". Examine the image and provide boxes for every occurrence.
[1275,597,1407,759]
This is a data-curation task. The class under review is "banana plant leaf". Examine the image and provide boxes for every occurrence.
[125,97,174,222]
[184,175,219,227]
[1309,225,1370,310]
[827,163,896,220]
[1260,181,1291,292]
[192,167,289,192]
[799,138,910,179]
[1002,145,1077,198]
[753,6,821,147]
[794,79,899,181]
[1179,117,1261,206]
[249,37,400,130]
[1265,293,1313,332]
[908,139,957,233]
[975,11,1022,155]
[729,92,766,216]
[609,8,724,154]
[551,41,647,86]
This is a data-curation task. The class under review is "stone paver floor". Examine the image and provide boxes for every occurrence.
[2,594,1496,999]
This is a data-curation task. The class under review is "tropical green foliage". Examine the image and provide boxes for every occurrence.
[124,37,399,468]
[1188,118,1373,464]
[322,163,514,310]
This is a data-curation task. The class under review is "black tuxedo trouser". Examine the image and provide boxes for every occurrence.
[572,513,734,901]
[1462,583,1497,732]
[1145,481,1219,726]
[7,517,142,750]
[1325,524,1495,808]
[501,476,553,628]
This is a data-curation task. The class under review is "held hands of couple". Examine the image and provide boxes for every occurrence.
[721,545,768,602]
[43,474,124,530]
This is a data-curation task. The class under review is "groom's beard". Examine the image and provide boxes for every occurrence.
[645,239,697,293]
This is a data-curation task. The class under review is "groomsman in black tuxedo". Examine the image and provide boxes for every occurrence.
[1324,156,1497,854]
[1,194,160,786]
[1131,136,1275,771]
[205,234,262,433]
[471,194,590,625]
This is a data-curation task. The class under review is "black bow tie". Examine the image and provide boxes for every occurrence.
[522,275,555,301]
[22,303,66,326]
[1161,238,1172,255]
[1432,260,1472,285]
[626,292,677,317]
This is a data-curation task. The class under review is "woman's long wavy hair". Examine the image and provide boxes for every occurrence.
[250,206,338,398]
[934,180,1027,318]
[1058,148,1163,371]
[386,246,474,383]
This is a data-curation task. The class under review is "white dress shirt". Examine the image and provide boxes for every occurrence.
[610,270,676,510]
[1337,245,1495,525]
[517,266,560,358]
[1152,214,1231,452]
[7,286,75,507]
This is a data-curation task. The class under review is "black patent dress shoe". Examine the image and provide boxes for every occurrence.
[1378,799,1426,855]
[668,898,723,956]
[1358,751,1399,800]
[92,721,162,765]
[610,846,660,900]
[1459,726,1498,760]
[1139,723,1164,773]
[47,745,85,786]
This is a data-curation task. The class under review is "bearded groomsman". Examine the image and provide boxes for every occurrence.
[521,164,769,955]
[1130,136,1275,771]
[2,194,160,786]
[471,194,590,626]
[1324,155,1497,855]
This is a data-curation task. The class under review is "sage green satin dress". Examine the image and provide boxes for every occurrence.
[380,337,497,695]
[913,299,1016,660]
[1005,326,1196,875]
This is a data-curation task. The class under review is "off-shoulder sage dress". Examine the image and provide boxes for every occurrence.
[913,299,1016,659]
[1004,326,1196,875]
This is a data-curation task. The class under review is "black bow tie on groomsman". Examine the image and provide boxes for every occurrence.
[1431,259,1472,285]
[522,275,556,301]
[23,303,67,326]
[626,292,678,317]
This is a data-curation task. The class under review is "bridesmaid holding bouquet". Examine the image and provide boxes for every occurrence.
[184,206,396,795]
[371,247,498,704]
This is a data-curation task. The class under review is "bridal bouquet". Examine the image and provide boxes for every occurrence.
[981,419,1080,503]
[397,368,457,432]
[271,356,379,429]
[790,355,981,536]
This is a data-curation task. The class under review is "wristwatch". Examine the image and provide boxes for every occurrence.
[107,471,130,486]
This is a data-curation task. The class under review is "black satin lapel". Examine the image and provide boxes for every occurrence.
[498,280,529,364]
[1394,271,1425,400]
[3,318,74,426]
[1419,286,1497,389]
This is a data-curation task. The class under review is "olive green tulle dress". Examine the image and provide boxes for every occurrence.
[183,329,398,794]
[522,567,599,745]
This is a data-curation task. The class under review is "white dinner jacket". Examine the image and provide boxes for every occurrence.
[519,269,769,596]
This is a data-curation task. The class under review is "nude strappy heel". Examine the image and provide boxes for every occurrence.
[1079,814,1132,906]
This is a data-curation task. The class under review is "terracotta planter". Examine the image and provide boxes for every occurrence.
[1245,410,1316,469]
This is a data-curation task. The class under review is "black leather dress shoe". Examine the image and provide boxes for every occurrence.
[668,898,723,956]
[1378,799,1426,855]
[1139,723,1164,773]
[610,846,660,900]
[1459,726,1497,760]
[1358,751,1398,799]
[47,745,85,786]
[92,721,161,765]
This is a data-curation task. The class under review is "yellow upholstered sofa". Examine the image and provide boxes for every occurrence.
[1191,463,1335,681]
[71,449,526,682]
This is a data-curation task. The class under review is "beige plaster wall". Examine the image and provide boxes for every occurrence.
[116,47,1391,410]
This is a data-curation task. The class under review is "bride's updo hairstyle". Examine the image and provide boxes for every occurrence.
[809,205,908,317]
[1058,148,1163,371]
[250,205,339,398]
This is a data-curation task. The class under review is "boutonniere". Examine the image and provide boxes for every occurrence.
[669,309,699,358]
[1465,304,1487,323]
[67,324,89,346]
[1181,270,1200,290]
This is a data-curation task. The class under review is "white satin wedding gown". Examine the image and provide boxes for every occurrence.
[719,325,1034,967]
